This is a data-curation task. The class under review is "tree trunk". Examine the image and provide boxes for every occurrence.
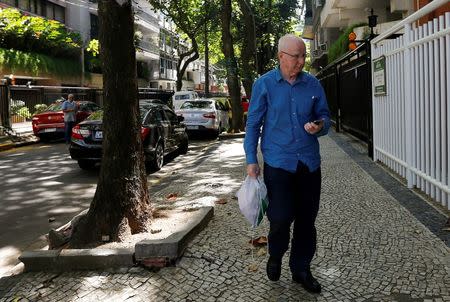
[221,0,243,133]
[176,37,199,91]
[238,0,257,98]
[204,20,210,97]
[69,0,151,248]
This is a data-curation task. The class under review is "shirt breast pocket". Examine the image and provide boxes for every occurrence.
[297,95,317,118]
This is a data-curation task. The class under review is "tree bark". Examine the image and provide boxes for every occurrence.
[238,0,257,98]
[221,0,243,132]
[69,0,152,248]
[204,20,210,97]
[176,37,199,91]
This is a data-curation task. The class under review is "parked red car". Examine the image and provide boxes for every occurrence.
[241,96,250,113]
[31,100,101,142]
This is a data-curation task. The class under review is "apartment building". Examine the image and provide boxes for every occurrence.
[0,0,215,91]
[304,0,414,71]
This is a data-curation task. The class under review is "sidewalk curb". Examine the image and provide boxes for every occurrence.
[219,132,245,140]
[0,136,39,152]
[135,206,214,265]
[18,206,214,272]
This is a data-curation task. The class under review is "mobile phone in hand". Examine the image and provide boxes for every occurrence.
[312,119,323,125]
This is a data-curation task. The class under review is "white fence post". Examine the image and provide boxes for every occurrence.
[371,0,450,210]
[404,23,413,188]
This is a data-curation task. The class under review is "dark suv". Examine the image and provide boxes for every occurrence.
[69,102,188,171]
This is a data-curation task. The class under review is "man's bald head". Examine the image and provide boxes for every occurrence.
[278,34,305,54]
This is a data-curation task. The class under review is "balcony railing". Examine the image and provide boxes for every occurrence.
[137,40,159,55]
[135,10,159,26]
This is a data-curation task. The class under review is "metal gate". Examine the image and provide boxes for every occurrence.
[316,41,373,155]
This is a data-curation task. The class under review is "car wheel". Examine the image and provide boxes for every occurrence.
[179,136,188,154]
[39,135,50,143]
[149,142,164,171]
[78,159,96,170]
[213,125,220,138]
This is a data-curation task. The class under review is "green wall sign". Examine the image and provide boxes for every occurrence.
[373,56,386,96]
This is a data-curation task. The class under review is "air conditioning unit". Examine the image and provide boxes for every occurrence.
[319,43,328,51]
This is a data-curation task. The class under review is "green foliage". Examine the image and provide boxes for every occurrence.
[233,0,300,75]
[85,39,101,73]
[86,39,100,57]
[17,107,31,119]
[0,7,81,59]
[0,47,81,76]
[10,99,25,115]
[33,104,48,115]
[327,22,367,64]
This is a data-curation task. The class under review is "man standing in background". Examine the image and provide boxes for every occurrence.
[61,94,77,144]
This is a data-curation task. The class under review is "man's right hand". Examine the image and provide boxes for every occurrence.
[247,163,260,178]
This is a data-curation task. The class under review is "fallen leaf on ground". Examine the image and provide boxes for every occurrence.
[248,264,258,272]
[256,248,266,257]
[249,236,268,247]
[153,210,168,218]
[165,193,178,201]
[215,198,228,205]
[150,229,162,234]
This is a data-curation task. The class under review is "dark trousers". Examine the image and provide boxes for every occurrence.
[263,161,321,273]
[64,121,75,143]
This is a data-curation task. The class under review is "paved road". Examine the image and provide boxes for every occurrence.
[0,138,216,277]
[0,133,449,301]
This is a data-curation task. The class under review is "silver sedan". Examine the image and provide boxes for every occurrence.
[175,99,230,137]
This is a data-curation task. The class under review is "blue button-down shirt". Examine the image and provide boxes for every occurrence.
[244,68,330,173]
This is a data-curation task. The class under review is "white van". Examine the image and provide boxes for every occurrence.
[172,91,199,110]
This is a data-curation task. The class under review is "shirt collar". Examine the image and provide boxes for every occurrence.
[275,67,308,84]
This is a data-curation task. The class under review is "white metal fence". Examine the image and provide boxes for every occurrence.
[371,0,450,210]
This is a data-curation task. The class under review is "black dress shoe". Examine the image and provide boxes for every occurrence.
[266,256,282,281]
[292,270,321,293]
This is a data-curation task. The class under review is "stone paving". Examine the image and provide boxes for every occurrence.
[0,133,449,302]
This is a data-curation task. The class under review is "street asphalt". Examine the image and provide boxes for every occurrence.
[0,131,449,301]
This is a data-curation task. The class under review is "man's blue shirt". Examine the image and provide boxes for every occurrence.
[244,68,331,173]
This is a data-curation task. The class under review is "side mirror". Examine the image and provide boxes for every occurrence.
[177,115,184,122]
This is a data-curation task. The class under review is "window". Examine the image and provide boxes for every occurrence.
[45,2,65,23]
[90,14,99,39]
[160,58,165,75]
[18,0,29,10]
[181,101,212,109]
[164,110,178,124]
[2,0,16,6]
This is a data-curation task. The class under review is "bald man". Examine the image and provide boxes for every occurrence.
[244,34,330,293]
[61,94,78,144]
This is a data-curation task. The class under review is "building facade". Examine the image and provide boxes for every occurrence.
[0,0,217,91]
[304,0,415,72]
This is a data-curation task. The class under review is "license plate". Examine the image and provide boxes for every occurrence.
[43,128,56,132]
[187,125,198,130]
[95,131,103,139]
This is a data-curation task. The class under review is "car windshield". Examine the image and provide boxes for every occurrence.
[86,108,150,122]
[140,99,164,106]
[86,110,104,121]
[175,94,192,100]
[181,101,212,109]
[45,101,64,112]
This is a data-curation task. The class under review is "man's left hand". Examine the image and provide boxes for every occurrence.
[304,120,323,134]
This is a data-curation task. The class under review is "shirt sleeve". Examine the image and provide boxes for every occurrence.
[244,79,267,164]
[61,101,67,110]
[313,80,331,137]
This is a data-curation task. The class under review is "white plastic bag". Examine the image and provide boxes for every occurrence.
[236,175,269,228]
